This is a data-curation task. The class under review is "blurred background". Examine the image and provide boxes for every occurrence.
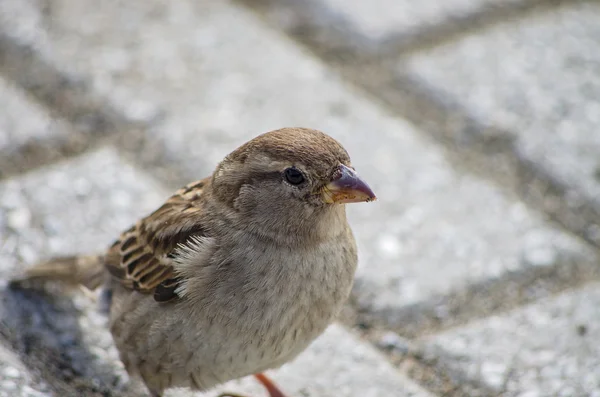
[0,0,599,396]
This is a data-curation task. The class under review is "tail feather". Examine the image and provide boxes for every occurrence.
[14,255,105,290]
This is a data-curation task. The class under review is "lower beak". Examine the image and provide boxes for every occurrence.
[322,164,377,204]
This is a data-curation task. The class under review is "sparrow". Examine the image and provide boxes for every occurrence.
[14,128,376,397]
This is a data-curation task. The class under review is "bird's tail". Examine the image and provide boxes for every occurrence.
[12,255,105,290]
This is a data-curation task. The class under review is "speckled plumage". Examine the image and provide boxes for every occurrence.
[16,128,376,397]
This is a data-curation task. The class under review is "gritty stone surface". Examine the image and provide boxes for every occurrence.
[1,0,600,395]
[0,345,49,397]
[0,149,167,270]
[0,149,167,395]
[0,0,46,45]
[320,0,525,39]
[31,0,357,175]
[422,283,600,396]
[19,0,598,316]
[0,76,70,153]
[405,3,600,234]
[201,325,432,397]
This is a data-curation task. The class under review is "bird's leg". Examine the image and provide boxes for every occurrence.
[254,373,287,397]
[217,373,288,397]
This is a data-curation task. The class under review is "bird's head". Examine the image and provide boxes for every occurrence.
[211,128,376,243]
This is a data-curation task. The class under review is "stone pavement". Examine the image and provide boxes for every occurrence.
[0,0,598,396]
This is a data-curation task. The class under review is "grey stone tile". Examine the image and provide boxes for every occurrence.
[405,3,600,240]
[0,76,81,174]
[0,345,49,397]
[319,0,526,40]
[0,0,47,46]
[0,148,168,395]
[199,325,432,397]
[0,77,63,151]
[0,47,98,177]
[0,0,144,145]
[422,283,600,396]
[0,148,168,271]
[20,0,598,317]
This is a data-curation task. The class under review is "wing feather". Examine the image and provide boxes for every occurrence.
[104,178,210,301]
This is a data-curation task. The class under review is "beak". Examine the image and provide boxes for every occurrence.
[322,164,377,204]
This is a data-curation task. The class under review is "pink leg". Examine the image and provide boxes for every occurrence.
[217,373,289,397]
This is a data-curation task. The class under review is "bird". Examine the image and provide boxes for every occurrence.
[13,127,376,397]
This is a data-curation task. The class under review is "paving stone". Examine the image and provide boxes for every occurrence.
[197,325,432,397]
[17,0,598,317]
[319,0,526,40]
[0,77,62,151]
[0,149,168,270]
[422,283,600,396]
[0,344,49,397]
[0,0,143,148]
[0,0,46,46]
[0,76,84,176]
[405,3,600,242]
[0,148,168,395]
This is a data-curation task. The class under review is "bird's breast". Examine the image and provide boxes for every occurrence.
[185,229,358,376]
[112,228,359,390]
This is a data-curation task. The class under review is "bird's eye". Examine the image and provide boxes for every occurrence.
[284,167,305,185]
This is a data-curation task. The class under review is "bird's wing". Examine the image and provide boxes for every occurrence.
[105,179,210,302]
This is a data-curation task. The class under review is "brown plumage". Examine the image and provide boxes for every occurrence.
[105,178,209,300]
[14,127,376,397]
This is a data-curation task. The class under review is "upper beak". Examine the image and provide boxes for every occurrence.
[322,164,377,204]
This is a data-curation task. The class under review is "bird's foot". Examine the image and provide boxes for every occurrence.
[217,373,288,397]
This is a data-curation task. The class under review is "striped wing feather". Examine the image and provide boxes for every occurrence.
[104,179,209,302]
